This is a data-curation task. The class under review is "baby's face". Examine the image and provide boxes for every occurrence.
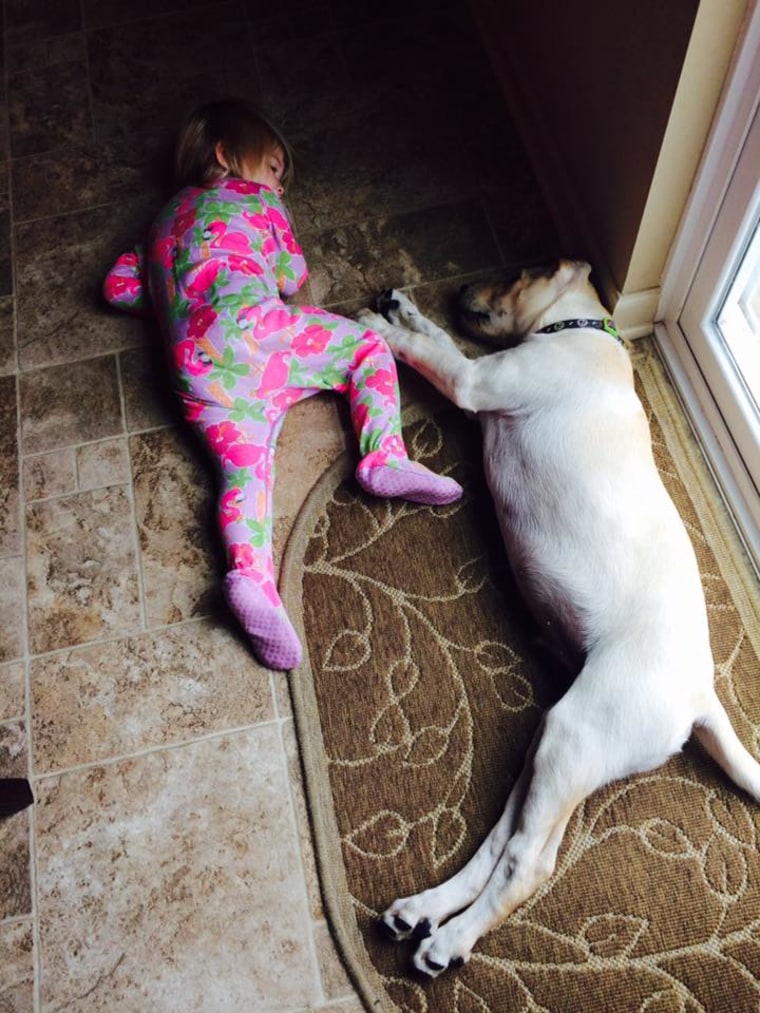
[246,144,286,194]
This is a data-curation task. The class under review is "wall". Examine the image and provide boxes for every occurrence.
[472,0,748,337]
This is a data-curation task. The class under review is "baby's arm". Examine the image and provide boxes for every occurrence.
[267,203,309,297]
[103,246,149,314]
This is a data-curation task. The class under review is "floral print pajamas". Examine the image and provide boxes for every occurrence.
[104,178,461,669]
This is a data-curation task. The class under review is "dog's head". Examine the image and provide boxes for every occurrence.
[459,260,593,344]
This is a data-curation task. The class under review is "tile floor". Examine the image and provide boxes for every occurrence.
[0,0,559,1009]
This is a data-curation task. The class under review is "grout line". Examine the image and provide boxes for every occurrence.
[13,195,144,228]
[297,192,492,241]
[113,350,150,633]
[20,612,229,663]
[32,714,287,783]
[15,338,143,372]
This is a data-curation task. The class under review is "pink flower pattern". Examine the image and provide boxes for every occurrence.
[366,367,398,400]
[292,323,333,356]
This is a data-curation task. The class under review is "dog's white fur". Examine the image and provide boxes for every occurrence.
[356,260,760,977]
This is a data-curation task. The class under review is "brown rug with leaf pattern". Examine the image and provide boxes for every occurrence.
[281,337,760,1013]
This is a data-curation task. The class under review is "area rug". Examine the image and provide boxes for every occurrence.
[281,337,760,1013]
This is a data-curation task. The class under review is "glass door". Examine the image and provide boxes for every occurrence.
[679,98,760,496]
[656,4,760,571]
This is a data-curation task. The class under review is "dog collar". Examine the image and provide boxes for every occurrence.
[536,318,623,345]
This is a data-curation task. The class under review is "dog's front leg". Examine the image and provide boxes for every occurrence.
[357,293,504,414]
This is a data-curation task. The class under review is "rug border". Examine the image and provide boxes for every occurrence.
[280,451,396,1013]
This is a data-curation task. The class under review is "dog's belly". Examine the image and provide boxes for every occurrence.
[478,409,699,669]
[479,415,592,664]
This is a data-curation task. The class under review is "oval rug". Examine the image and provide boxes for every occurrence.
[280,344,760,1013]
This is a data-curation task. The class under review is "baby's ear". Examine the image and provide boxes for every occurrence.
[214,141,230,171]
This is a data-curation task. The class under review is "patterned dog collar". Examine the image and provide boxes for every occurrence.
[536,318,623,344]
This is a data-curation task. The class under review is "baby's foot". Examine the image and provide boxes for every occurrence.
[224,570,302,670]
[356,454,462,506]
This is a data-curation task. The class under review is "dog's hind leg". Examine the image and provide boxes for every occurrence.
[381,725,542,943]
[407,697,614,976]
[409,798,578,976]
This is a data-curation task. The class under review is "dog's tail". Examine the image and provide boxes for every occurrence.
[693,693,760,802]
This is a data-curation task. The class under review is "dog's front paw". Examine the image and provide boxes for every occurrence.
[356,307,388,331]
[377,288,423,329]
[380,899,439,944]
[412,925,472,978]
[376,288,401,319]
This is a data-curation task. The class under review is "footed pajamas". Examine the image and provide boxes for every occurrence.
[104,178,461,669]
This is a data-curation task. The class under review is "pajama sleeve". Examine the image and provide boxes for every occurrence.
[103,245,149,314]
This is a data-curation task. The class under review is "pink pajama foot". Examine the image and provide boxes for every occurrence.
[224,570,303,670]
[356,455,463,505]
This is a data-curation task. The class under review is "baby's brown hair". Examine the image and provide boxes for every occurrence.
[173,98,292,189]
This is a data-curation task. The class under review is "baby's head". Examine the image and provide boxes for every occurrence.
[173,98,291,193]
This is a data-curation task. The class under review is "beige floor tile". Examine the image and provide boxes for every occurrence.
[0,298,15,376]
[0,811,31,921]
[303,201,501,307]
[130,427,219,627]
[23,447,77,501]
[31,620,275,774]
[9,59,92,159]
[12,136,163,223]
[120,341,179,434]
[35,726,319,1011]
[0,662,25,722]
[308,1001,366,1013]
[0,374,20,557]
[0,721,31,921]
[0,558,25,663]
[0,719,26,776]
[19,355,122,456]
[76,437,131,491]
[313,920,357,1002]
[26,486,142,654]
[0,920,34,1012]
[282,718,323,922]
[15,202,153,371]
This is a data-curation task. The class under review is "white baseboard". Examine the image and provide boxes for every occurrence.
[612,287,660,340]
